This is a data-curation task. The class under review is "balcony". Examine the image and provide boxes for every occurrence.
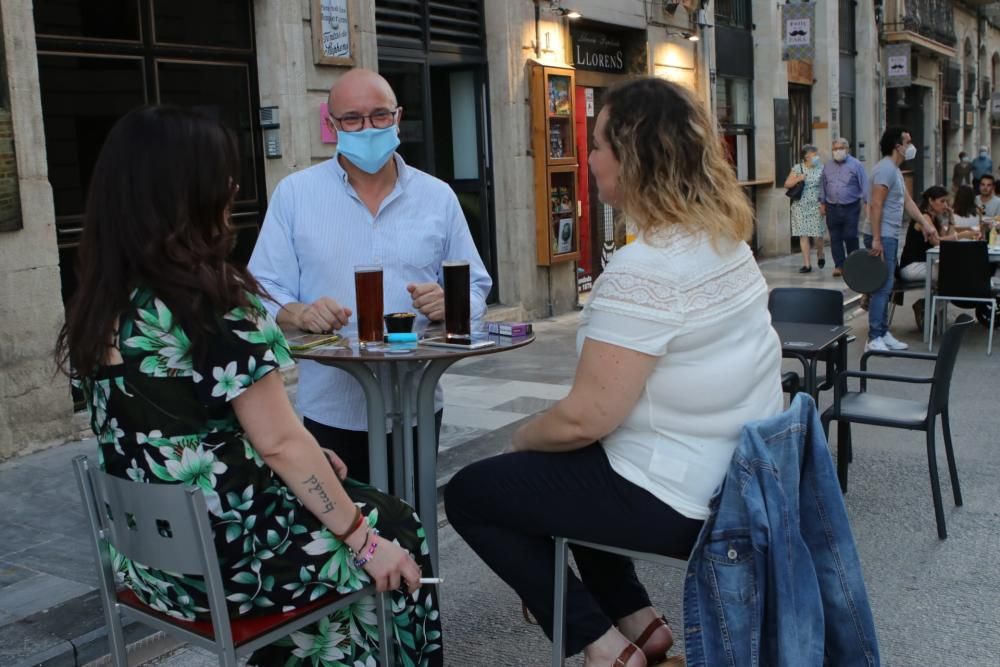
[882,0,957,58]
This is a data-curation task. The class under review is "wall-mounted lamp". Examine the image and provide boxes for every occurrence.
[545,1,582,19]
[667,30,700,42]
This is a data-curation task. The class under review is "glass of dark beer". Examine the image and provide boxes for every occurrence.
[354,265,384,343]
[443,260,471,339]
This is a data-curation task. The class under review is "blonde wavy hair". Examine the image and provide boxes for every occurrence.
[602,77,754,243]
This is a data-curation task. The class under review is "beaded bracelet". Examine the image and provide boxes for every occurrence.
[353,529,380,569]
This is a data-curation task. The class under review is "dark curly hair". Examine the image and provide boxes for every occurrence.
[56,105,265,378]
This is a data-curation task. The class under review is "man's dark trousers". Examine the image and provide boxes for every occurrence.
[825,200,862,268]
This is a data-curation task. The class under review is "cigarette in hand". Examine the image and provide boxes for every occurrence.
[419,577,444,584]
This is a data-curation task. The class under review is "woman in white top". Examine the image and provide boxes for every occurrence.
[445,78,783,667]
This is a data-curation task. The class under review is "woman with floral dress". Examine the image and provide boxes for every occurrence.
[56,106,443,666]
[784,144,827,273]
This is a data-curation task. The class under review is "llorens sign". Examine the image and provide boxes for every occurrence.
[571,28,626,74]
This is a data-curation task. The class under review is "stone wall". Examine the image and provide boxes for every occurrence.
[0,0,74,460]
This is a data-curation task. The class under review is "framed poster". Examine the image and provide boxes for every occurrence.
[311,0,354,66]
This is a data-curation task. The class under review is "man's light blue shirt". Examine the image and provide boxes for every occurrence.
[819,155,868,206]
[249,154,492,431]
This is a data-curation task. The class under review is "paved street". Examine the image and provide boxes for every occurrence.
[2,254,999,666]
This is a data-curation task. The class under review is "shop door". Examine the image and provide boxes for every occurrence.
[574,85,623,292]
[33,0,266,305]
[377,59,497,302]
[788,84,813,166]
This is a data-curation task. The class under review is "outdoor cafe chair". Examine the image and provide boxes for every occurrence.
[821,315,974,540]
[550,537,687,667]
[928,241,998,355]
[769,287,846,394]
[72,455,394,667]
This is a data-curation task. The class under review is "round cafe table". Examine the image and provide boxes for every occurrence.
[292,329,535,571]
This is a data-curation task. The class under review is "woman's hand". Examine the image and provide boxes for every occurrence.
[354,531,422,594]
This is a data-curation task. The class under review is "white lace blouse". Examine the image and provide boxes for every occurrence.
[578,228,783,519]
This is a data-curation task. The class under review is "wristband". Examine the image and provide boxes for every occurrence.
[353,529,380,569]
[333,506,365,542]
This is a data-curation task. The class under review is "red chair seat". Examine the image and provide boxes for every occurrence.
[117,588,350,647]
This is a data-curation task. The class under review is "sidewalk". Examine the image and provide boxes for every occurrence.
[3,255,999,666]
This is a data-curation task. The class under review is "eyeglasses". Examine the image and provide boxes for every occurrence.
[329,107,400,132]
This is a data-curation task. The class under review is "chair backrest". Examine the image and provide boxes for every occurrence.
[75,457,215,575]
[768,287,844,326]
[930,315,975,413]
[937,241,992,304]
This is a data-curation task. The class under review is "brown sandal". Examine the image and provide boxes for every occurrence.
[635,615,674,662]
[613,642,640,666]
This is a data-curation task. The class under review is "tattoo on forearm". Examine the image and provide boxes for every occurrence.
[302,474,335,514]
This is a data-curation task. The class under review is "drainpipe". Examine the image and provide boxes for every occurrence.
[534,0,542,60]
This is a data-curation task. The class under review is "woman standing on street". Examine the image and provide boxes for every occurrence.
[785,144,827,273]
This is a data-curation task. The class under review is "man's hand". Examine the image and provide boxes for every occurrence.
[869,237,884,258]
[297,297,352,333]
[407,282,445,321]
[819,203,827,217]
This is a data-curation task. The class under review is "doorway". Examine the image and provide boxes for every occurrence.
[378,59,497,301]
[788,84,813,164]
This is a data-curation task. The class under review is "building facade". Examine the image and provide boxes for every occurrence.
[3,0,1000,457]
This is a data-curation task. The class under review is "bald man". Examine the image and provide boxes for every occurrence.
[249,68,492,485]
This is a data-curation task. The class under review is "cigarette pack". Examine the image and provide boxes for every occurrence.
[487,321,533,337]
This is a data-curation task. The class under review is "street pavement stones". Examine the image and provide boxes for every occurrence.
[3,252,1000,665]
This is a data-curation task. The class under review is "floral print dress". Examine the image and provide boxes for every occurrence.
[78,287,443,667]
[790,162,826,237]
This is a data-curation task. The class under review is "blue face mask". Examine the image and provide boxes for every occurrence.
[336,126,400,174]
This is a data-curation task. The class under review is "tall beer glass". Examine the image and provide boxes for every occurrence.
[354,265,384,343]
[443,260,471,338]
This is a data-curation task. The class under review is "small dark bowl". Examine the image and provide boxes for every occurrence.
[384,312,416,333]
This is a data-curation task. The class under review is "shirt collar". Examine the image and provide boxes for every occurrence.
[328,152,411,189]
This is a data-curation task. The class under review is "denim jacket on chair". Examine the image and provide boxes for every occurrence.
[682,394,879,667]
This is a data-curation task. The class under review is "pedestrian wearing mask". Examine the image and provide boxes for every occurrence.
[971,145,993,184]
[952,151,972,191]
[819,138,868,277]
[784,144,826,273]
[862,126,924,353]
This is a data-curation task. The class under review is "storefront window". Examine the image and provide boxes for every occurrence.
[716,77,752,126]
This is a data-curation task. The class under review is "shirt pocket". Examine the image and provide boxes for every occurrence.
[396,229,445,271]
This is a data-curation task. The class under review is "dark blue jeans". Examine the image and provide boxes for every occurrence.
[825,201,861,268]
[445,443,703,656]
[863,233,899,340]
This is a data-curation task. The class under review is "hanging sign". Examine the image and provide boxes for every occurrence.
[782,2,815,62]
[885,43,911,88]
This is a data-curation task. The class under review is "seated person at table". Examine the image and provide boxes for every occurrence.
[951,185,986,239]
[899,185,974,284]
[445,78,783,667]
[249,68,492,484]
[56,106,442,666]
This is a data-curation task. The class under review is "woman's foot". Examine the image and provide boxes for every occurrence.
[583,626,646,667]
[817,253,826,269]
[799,265,812,273]
[617,608,673,662]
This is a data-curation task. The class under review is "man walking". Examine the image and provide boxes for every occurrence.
[819,137,868,277]
[971,145,993,184]
[952,151,972,191]
[863,127,923,352]
[249,68,492,485]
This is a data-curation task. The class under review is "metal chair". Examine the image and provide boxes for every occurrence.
[769,287,846,393]
[72,455,393,667]
[820,316,974,540]
[551,538,687,666]
[887,278,924,327]
[929,241,998,355]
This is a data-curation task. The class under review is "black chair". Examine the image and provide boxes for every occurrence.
[821,315,974,540]
[769,287,845,394]
[929,241,998,355]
